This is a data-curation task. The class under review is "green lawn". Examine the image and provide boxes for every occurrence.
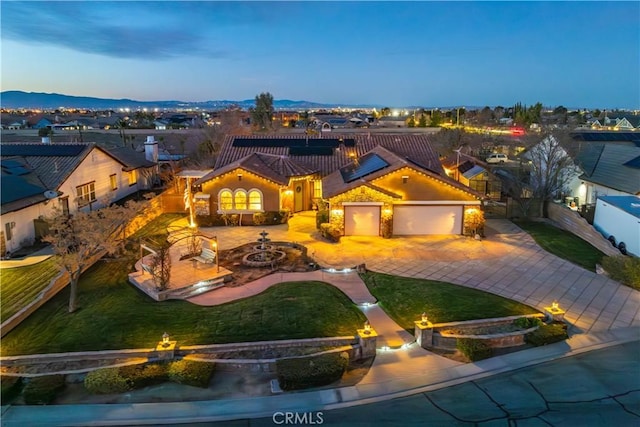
[515,220,606,272]
[0,258,367,356]
[361,271,539,332]
[0,258,61,323]
[131,213,186,241]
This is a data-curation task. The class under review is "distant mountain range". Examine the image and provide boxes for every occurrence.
[1,91,379,110]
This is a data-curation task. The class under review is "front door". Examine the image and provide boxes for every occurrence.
[294,183,304,212]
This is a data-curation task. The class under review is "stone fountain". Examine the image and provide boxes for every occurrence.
[241,229,287,267]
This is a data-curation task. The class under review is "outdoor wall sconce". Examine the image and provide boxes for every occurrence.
[363,321,372,335]
[162,332,170,348]
[237,173,243,181]
[421,312,429,325]
[402,175,409,184]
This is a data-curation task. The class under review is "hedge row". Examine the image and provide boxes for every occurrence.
[23,375,66,405]
[196,211,290,227]
[276,352,349,391]
[456,338,493,362]
[525,323,568,346]
[1,375,23,404]
[84,360,215,394]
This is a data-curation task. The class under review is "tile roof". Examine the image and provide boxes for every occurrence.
[106,147,156,171]
[322,145,481,199]
[215,133,443,178]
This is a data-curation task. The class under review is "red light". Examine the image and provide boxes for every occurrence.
[511,128,525,136]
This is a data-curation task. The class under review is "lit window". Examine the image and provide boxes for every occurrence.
[128,170,137,186]
[110,174,117,191]
[235,191,247,210]
[76,182,96,207]
[313,180,322,198]
[220,190,233,210]
[249,190,262,210]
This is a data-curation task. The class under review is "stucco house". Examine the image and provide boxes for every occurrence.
[0,140,157,256]
[193,134,484,236]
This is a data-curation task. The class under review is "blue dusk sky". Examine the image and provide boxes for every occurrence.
[1,1,638,109]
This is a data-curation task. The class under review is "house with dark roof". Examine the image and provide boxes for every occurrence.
[194,134,483,236]
[440,152,502,199]
[0,141,156,256]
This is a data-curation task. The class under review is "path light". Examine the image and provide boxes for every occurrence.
[162,332,170,348]
[552,301,559,311]
[363,321,371,335]
[421,312,429,325]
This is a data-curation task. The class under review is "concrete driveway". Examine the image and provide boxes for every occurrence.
[200,211,640,335]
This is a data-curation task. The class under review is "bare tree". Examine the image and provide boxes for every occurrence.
[526,132,581,216]
[42,200,146,313]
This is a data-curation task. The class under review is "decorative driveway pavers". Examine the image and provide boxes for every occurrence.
[199,214,639,335]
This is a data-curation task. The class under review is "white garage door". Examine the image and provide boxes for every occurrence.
[393,205,463,235]
[344,205,380,236]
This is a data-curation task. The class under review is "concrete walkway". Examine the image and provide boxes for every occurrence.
[0,245,53,269]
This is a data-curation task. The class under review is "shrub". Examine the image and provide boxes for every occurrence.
[84,367,132,394]
[118,363,168,389]
[253,212,266,225]
[276,352,349,391]
[525,323,568,346]
[1,376,23,404]
[316,210,329,229]
[457,338,493,361]
[602,255,640,290]
[514,317,543,329]
[23,375,65,405]
[196,214,227,227]
[320,223,341,242]
[167,359,215,388]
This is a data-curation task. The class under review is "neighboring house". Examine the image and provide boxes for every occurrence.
[440,153,501,199]
[32,118,53,129]
[154,119,169,130]
[593,196,640,257]
[575,144,640,204]
[0,141,157,256]
[194,134,484,236]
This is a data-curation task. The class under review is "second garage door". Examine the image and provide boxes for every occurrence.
[393,205,463,235]
[344,205,380,236]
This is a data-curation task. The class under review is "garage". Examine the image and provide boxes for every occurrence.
[344,205,381,236]
[393,205,463,235]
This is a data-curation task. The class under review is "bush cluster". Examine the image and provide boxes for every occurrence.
[602,256,640,290]
[276,352,349,391]
[84,367,133,394]
[525,323,568,346]
[196,214,227,227]
[167,360,216,388]
[316,210,329,229]
[319,223,341,242]
[23,375,66,405]
[84,360,216,394]
[1,375,23,404]
[514,317,543,329]
[457,338,493,361]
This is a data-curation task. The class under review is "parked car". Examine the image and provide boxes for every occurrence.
[486,153,508,164]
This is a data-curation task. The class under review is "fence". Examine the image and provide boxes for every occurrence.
[547,203,620,256]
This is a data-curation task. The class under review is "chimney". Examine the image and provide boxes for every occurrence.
[144,135,158,163]
[42,137,51,144]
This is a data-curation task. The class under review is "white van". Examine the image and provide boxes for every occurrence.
[486,153,508,164]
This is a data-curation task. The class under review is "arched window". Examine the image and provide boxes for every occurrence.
[234,190,247,210]
[249,190,262,210]
[219,190,233,210]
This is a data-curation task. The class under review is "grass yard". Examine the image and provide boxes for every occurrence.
[131,213,186,240]
[0,258,60,323]
[515,220,605,272]
[0,258,367,356]
[361,271,540,332]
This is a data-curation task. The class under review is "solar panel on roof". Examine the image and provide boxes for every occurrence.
[340,153,389,183]
[1,160,23,168]
[232,138,354,148]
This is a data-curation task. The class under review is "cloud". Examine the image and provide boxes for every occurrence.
[0,2,237,59]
